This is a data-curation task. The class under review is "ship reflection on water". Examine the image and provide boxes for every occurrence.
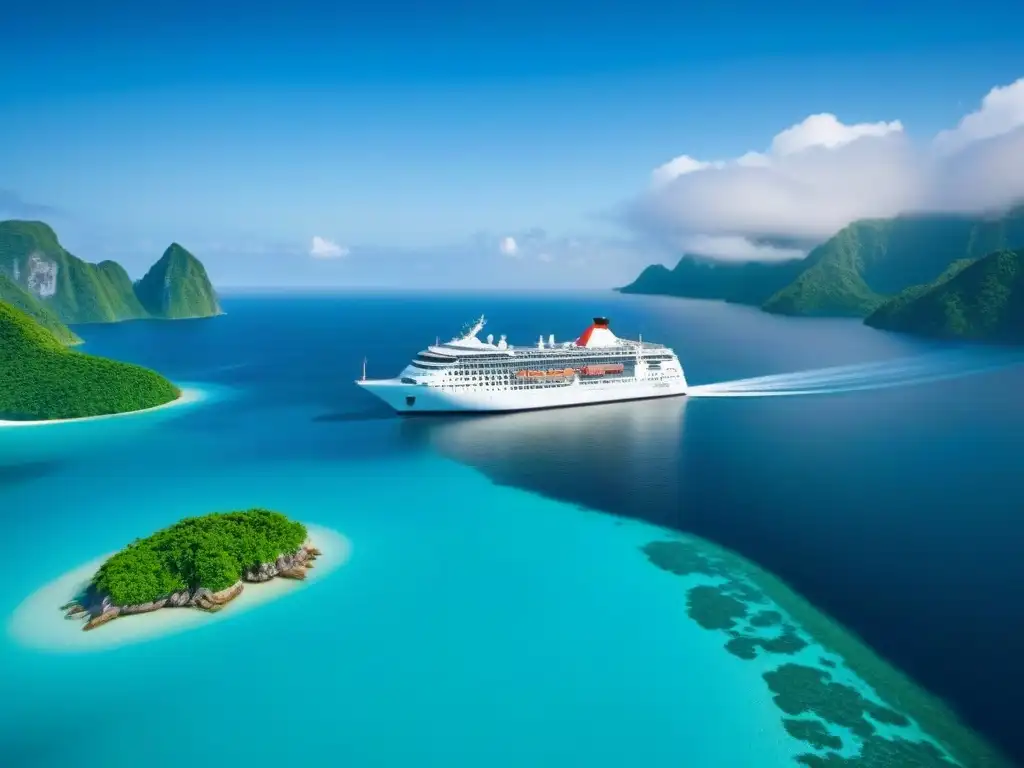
[398,398,689,522]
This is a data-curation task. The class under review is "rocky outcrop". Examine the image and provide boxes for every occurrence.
[243,544,313,582]
[65,542,321,631]
[83,608,120,631]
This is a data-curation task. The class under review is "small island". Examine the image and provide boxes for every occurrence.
[0,299,181,421]
[60,509,322,631]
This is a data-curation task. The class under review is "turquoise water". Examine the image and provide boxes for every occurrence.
[1,293,1016,766]
[2,396,802,767]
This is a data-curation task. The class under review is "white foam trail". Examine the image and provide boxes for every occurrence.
[688,350,1024,398]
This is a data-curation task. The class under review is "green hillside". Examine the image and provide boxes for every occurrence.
[864,249,1024,342]
[0,273,80,345]
[0,220,148,323]
[0,220,221,326]
[622,207,1024,319]
[618,254,804,305]
[762,211,1024,317]
[134,242,221,319]
[0,299,180,421]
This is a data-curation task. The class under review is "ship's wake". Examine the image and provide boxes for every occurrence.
[687,348,1024,398]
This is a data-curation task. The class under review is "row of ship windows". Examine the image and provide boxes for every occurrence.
[401,370,678,387]
[422,381,635,390]
[416,353,673,365]
[411,358,668,370]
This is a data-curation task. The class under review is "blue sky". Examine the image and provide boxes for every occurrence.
[2,1,1023,288]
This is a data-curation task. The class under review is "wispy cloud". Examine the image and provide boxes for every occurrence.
[310,235,348,259]
[0,190,63,219]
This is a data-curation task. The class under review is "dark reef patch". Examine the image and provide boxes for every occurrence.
[643,538,729,579]
[764,664,909,740]
[751,609,783,628]
[642,538,1010,768]
[795,737,956,767]
[783,718,843,751]
[725,625,808,660]
[686,585,748,630]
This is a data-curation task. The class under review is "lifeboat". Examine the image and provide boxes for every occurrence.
[516,368,577,379]
[582,363,625,376]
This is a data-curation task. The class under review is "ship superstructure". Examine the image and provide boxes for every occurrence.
[356,315,687,413]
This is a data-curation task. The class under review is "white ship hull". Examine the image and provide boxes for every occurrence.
[357,376,687,414]
[355,314,688,414]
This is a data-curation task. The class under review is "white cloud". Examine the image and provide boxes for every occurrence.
[499,236,519,256]
[651,155,722,187]
[537,252,553,262]
[629,77,1024,262]
[677,235,805,263]
[770,113,903,155]
[310,236,348,259]
[935,78,1024,154]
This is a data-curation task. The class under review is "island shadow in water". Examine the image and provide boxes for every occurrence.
[0,459,66,489]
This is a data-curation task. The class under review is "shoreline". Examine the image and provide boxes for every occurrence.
[0,386,204,429]
[8,523,350,652]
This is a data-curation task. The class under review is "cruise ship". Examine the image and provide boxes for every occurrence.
[356,315,688,413]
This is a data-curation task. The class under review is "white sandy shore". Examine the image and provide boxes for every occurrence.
[7,524,351,652]
[0,386,205,428]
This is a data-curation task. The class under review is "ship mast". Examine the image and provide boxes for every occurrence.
[362,357,367,382]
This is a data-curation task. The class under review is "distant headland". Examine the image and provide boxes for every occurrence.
[0,220,222,332]
[61,510,322,631]
[0,219,221,422]
[865,249,1024,343]
[620,206,1024,343]
[0,299,182,421]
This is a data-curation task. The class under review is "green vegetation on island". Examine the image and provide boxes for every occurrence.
[621,206,1024,320]
[0,272,80,345]
[134,242,222,319]
[0,220,221,330]
[0,299,179,421]
[61,510,321,630]
[865,249,1024,342]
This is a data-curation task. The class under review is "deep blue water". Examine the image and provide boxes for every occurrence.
[2,291,1023,767]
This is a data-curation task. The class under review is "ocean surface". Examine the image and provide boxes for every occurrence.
[2,291,1023,767]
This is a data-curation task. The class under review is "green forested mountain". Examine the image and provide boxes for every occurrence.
[134,243,222,319]
[762,209,1024,316]
[864,249,1024,342]
[0,221,147,323]
[0,299,179,421]
[619,255,804,305]
[0,220,220,329]
[0,272,80,345]
[622,206,1024,319]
